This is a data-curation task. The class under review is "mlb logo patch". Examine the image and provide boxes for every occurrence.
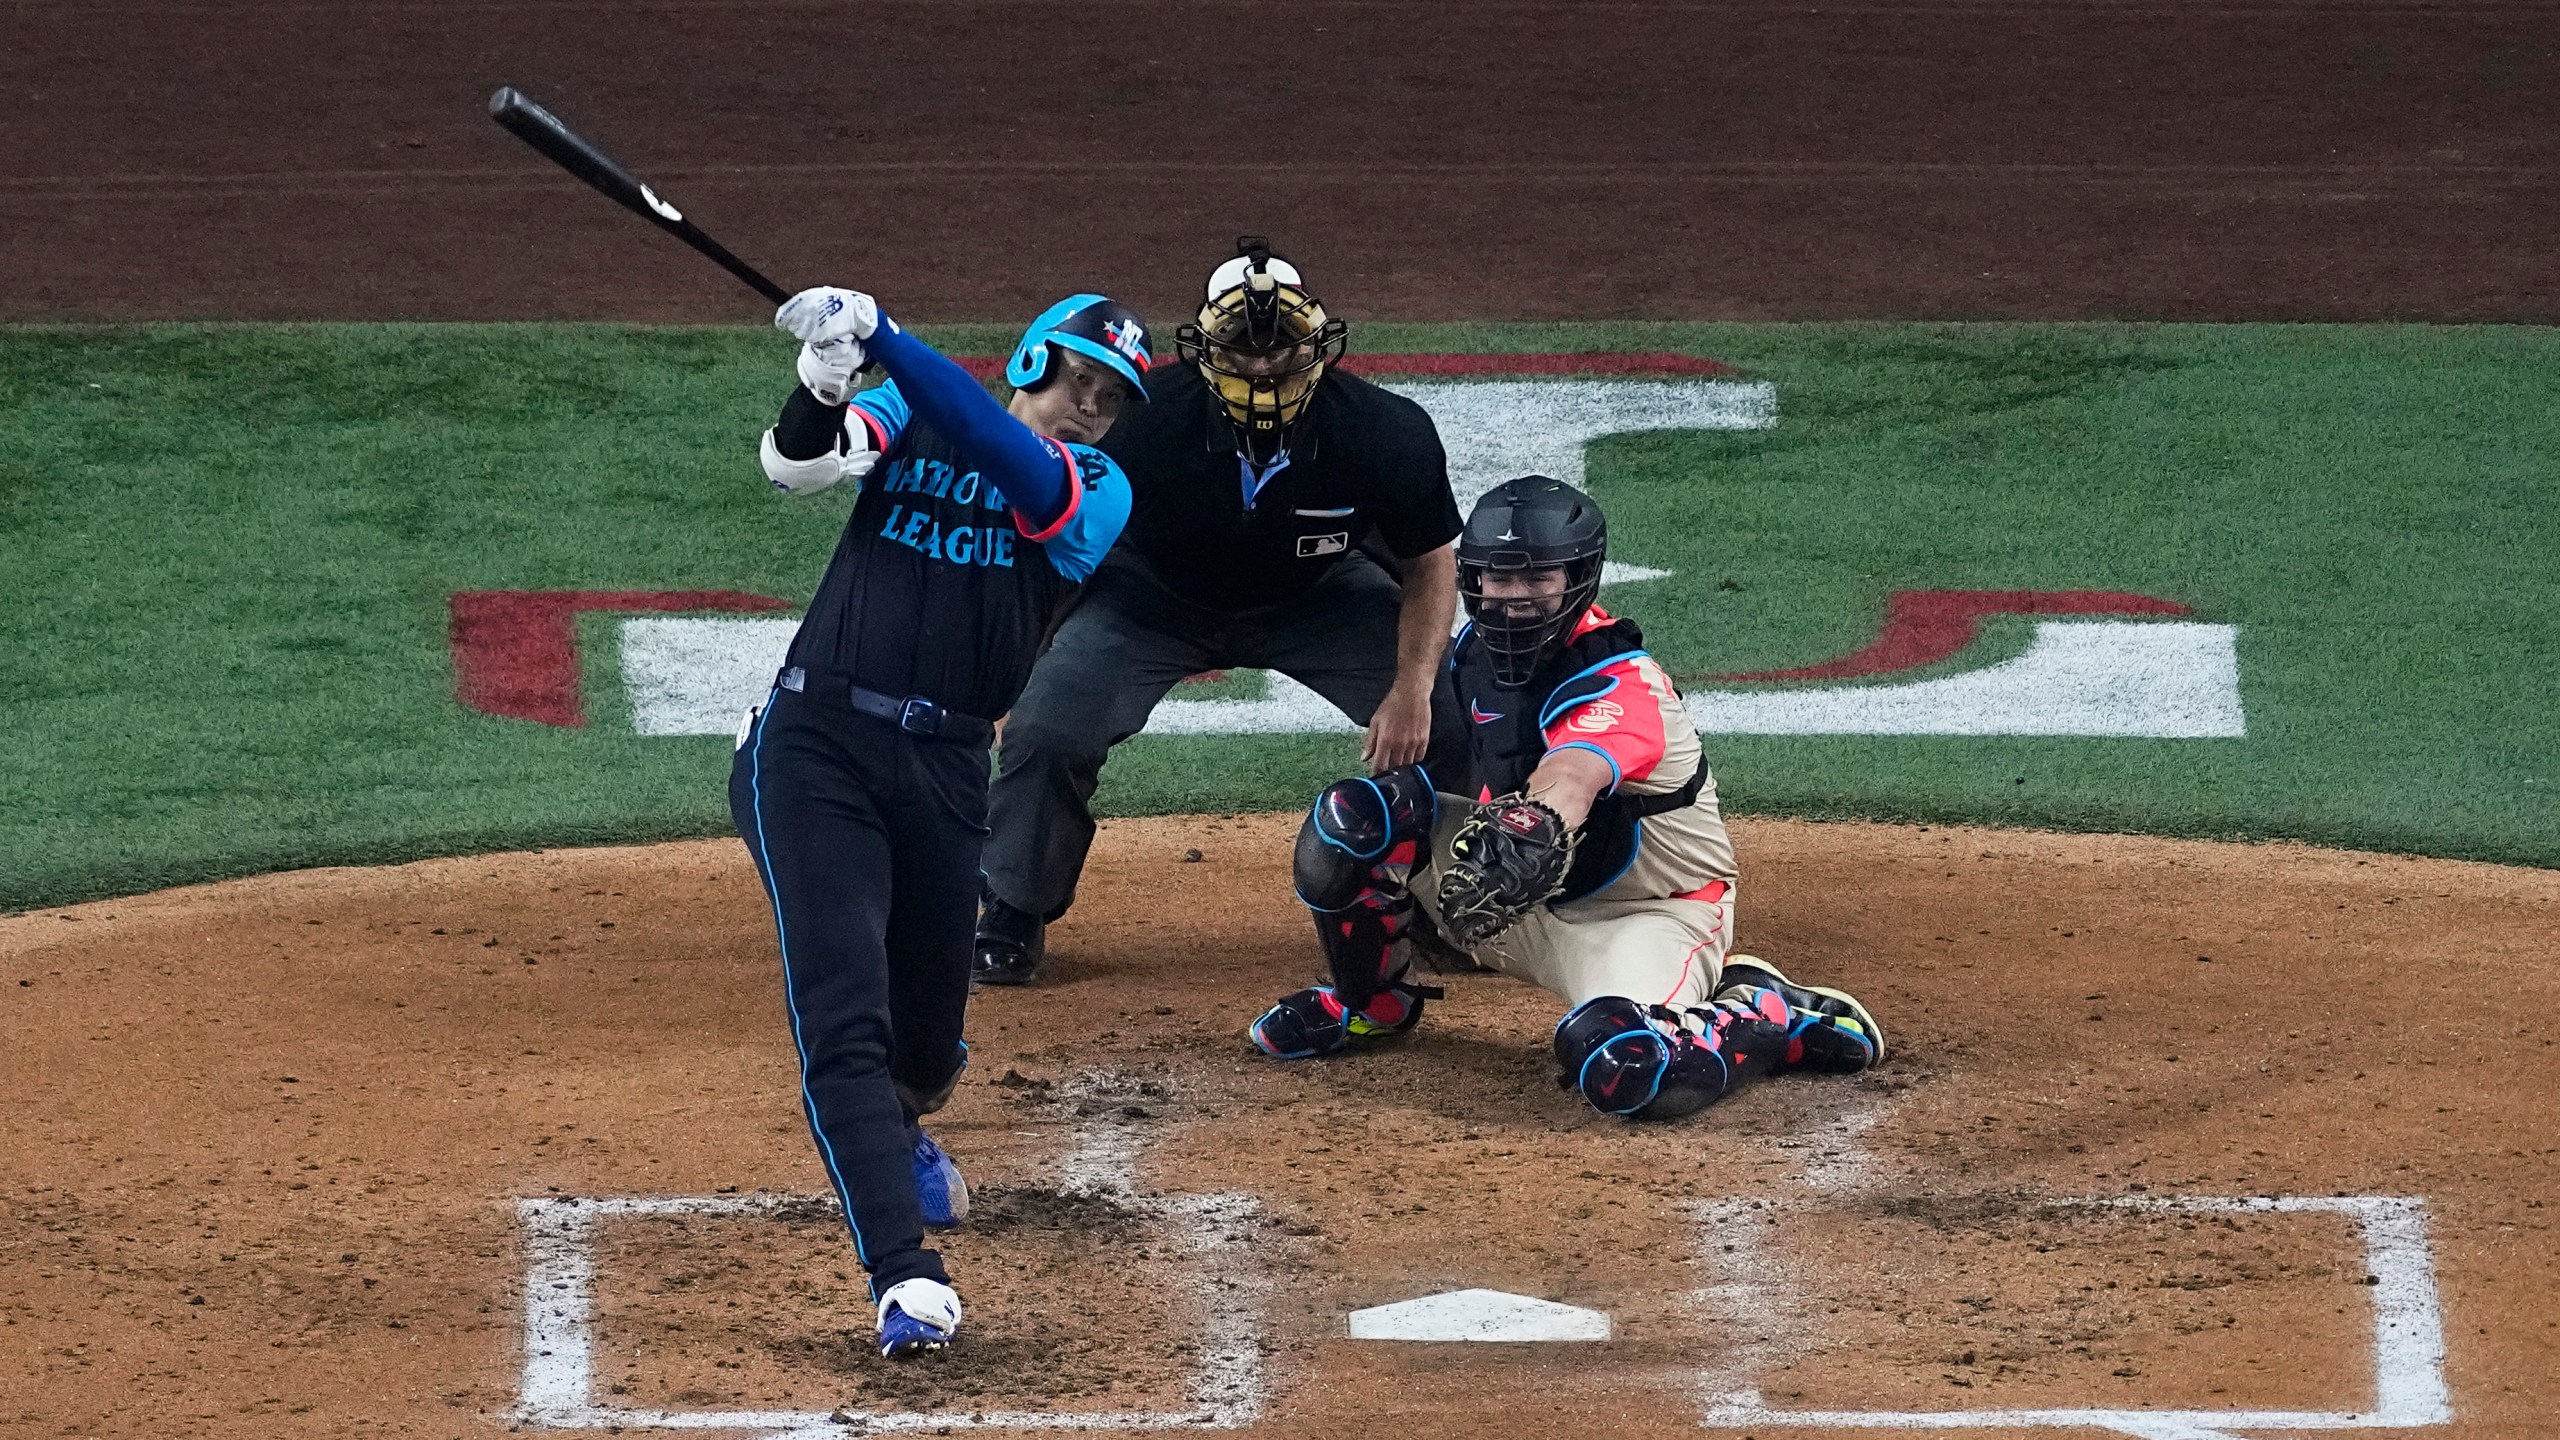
[1296,532,1349,558]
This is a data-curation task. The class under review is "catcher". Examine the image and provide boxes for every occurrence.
[1250,476,1883,1118]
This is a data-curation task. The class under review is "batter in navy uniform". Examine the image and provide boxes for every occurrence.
[737,285,1147,1356]
[975,239,1468,984]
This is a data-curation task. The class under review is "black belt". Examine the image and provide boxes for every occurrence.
[777,667,996,746]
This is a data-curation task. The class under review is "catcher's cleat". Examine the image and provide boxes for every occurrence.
[1250,980,1436,1059]
[1555,989,1792,1120]
[876,1277,962,1358]
[971,896,1046,987]
[913,1132,969,1229]
[1715,955,1883,1074]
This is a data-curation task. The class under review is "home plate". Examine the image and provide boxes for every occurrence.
[1345,1288,1612,1342]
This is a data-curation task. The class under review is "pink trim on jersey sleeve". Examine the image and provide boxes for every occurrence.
[1012,437,1083,543]
[1542,655,1669,785]
[848,403,891,456]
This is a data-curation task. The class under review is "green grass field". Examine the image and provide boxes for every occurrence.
[3,322,2554,909]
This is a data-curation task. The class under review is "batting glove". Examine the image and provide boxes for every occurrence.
[795,339,863,406]
[776,286,881,344]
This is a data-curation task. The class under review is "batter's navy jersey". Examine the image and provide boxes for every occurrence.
[786,379,1133,722]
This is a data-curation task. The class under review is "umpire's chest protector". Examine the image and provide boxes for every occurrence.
[1454,617,1664,903]
[788,418,1075,720]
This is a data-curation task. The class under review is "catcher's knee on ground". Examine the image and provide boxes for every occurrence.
[1552,990,1790,1120]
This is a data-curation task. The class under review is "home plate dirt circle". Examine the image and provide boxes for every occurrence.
[5,818,2556,1438]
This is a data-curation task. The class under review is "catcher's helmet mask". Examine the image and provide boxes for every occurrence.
[1458,475,1608,688]
[1175,236,1348,464]
[1007,294,1153,400]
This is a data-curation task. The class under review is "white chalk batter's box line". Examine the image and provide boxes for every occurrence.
[513,1189,2447,1440]
[513,1186,1271,1435]
[1701,1194,2452,1440]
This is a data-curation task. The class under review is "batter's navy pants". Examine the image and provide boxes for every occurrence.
[729,683,981,1298]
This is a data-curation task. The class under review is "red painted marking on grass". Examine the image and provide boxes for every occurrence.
[1718,589,2193,682]
[1344,352,1740,377]
[450,589,793,726]
[949,352,1738,380]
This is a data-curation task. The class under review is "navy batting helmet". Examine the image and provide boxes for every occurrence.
[1007,294,1154,399]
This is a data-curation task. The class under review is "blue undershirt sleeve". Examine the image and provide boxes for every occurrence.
[863,318,1071,528]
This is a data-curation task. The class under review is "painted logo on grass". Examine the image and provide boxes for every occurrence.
[440,356,2240,739]
[455,589,2240,739]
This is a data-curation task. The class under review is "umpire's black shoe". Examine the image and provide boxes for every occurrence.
[972,897,1046,987]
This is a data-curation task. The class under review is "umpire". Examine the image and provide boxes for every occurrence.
[975,238,1467,985]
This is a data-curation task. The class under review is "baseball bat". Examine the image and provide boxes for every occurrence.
[487,85,790,305]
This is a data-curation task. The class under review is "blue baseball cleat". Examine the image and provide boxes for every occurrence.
[913,1132,969,1228]
[876,1277,962,1357]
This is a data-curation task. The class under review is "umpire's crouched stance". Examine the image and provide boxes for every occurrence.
[975,239,1468,984]
[735,285,1146,1355]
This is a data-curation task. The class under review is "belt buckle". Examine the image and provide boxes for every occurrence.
[897,696,942,736]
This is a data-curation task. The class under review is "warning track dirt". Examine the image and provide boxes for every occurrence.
[5,817,2554,1437]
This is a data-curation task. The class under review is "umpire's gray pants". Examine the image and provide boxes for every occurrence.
[984,551,1466,922]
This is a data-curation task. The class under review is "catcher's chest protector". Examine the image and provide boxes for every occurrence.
[1455,617,1692,904]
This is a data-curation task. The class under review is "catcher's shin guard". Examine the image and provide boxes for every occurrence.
[1554,989,1792,1120]
[1294,766,1439,1010]
[1295,766,1437,907]
[1715,956,1883,1074]
[1251,979,1438,1059]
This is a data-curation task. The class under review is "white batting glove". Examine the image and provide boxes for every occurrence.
[777,287,881,406]
[796,340,862,406]
[776,286,881,345]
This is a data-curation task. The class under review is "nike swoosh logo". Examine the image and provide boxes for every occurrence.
[1469,702,1504,724]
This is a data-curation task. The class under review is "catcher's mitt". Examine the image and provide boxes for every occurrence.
[1436,794,1578,946]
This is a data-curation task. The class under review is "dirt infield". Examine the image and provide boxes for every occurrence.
[6,816,2555,1437]
[5,1,2556,324]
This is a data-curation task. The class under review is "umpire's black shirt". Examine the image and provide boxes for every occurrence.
[1097,363,1461,610]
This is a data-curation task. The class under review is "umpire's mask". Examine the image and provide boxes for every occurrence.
[1457,476,1609,688]
[1175,236,1348,465]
